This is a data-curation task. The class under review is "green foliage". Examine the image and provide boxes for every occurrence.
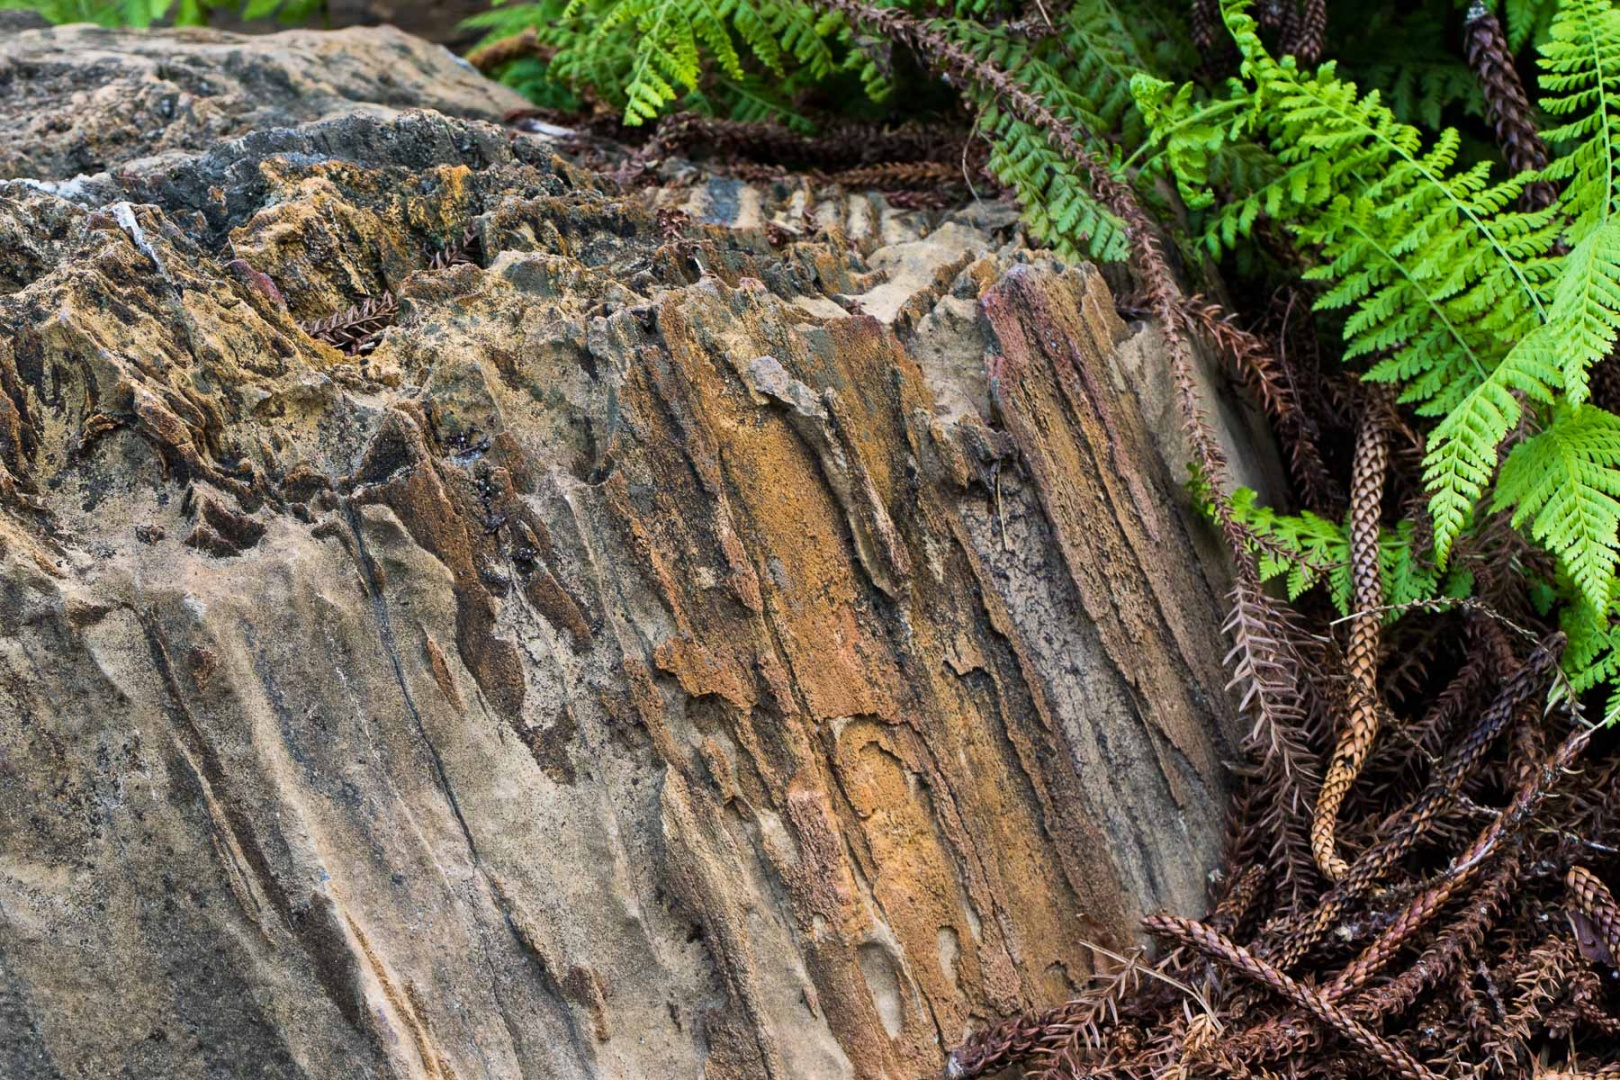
[1336,4,1484,131]
[1203,486,1462,618]
[945,15,1141,261]
[466,0,855,125]
[1560,582,1620,722]
[12,0,1620,716]
[1504,0,1561,51]
[1496,405,1620,609]
[0,0,322,25]
[465,0,1193,262]
[1140,0,1620,717]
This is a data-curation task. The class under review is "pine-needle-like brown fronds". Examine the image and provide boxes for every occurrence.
[824,160,980,192]
[1356,854,1520,1019]
[427,228,481,272]
[1464,1,1557,210]
[1146,914,1445,1080]
[1177,294,1338,508]
[1479,936,1584,1074]
[1190,0,1238,75]
[1568,866,1620,968]
[467,29,550,73]
[648,113,968,169]
[1267,635,1562,970]
[946,958,1149,1078]
[1367,619,1494,777]
[299,292,399,357]
[1311,413,1389,880]
[1291,0,1327,65]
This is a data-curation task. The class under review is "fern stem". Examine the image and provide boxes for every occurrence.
[1310,412,1389,881]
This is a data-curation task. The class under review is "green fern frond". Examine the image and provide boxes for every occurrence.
[1206,487,1451,619]
[1504,0,1560,51]
[1561,583,1620,705]
[1547,219,1620,401]
[946,15,1142,261]
[1422,328,1561,560]
[1141,0,1620,642]
[1536,0,1620,399]
[1538,0,1620,242]
[1360,59,1482,131]
[980,108,1131,261]
[1495,405,1620,610]
[1201,5,1557,433]
[483,0,843,124]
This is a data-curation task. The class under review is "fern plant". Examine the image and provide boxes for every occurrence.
[1142,0,1620,720]
[465,0,859,126]
[466,0,1192,261]
[467,0,1620,719]
[1197,482,1466,615]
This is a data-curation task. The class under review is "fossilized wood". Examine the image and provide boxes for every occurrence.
[0,28,1271,1080]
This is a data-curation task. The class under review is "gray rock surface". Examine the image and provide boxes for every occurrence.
[0,22,528,181]
[0,24,1270,1080]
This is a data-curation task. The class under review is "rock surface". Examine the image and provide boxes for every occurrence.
[0,26,1268,1080]
[0,23,528,181]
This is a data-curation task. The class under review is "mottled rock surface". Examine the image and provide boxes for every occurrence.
[0,26,1271,1080]
[0,22,528,181]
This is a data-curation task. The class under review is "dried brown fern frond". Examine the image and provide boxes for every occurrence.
[1289,0,1326,65]
[1463,1,1556,210]
[648,113,968,169]
[1479,935,1584,1074]
[427,228,481,272]
[1146,914,1445,1080]
[1367,618,1493,777]
[1223,581,1326,915]
[1224,580,1318,784]
[299,293,399,357]
[1355,853,1520,1019]
[1311,413,1390,881]
[1176,294,1338,508]
[467,29,550,73]
[945,955,1150,1078]
[823,160,980,191]
[1265,636,1562,971]
[1568,866,1620,968]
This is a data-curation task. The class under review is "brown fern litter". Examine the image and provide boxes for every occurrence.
[297,231,480,357]
[1310,412,1390,881]
[299,292,399,357]
[509,0,1620,1069]
[1463,0,1557,211]
[760,2,1620,1077]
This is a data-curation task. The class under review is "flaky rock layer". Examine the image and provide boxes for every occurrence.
[0,26,1274,1080]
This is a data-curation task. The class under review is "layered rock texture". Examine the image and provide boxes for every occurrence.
[0,22,527,181]
[0,24,1272,1080]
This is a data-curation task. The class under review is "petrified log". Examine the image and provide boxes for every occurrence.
[0,25,1279,1080]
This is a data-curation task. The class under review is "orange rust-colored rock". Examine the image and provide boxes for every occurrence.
[0,32,1268,1080]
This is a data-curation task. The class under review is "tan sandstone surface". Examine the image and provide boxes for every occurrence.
[0,23,1277,1080]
